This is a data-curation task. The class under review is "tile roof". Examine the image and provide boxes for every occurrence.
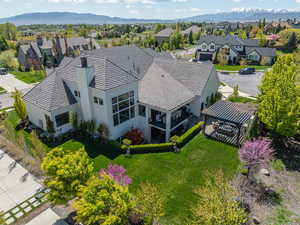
[245,47,277,57]
[23,71,77,111]
[24,45,216,112]
[199,35,259,47]
[155,28,174,38]
[182,25,201,35]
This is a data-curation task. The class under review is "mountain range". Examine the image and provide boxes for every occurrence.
[1,9,300,25]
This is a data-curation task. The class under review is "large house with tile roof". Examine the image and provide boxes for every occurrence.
[18,37,99,70]
[196,35,276,65]
[23,45,219,143]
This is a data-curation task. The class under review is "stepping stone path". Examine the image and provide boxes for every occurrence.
[2,188,49,225]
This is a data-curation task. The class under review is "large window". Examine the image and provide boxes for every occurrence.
[112,91,135,126]
[55,112,69,127]
[138,105,146,117]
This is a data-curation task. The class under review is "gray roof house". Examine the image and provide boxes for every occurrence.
[182,25,201,36]
[155,28,174,45]
[196,35,276,65]
[24,45,219,143]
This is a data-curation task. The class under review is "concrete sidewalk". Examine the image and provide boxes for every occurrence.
[0,74,33,93]
[25,208,68,225]
[219,85,256,100]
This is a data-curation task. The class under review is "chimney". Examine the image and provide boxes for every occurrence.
[81,57,88,68]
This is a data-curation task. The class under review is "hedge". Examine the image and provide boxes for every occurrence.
[122,142,173,154]
[121,121,204,154]
[176,121,204,148]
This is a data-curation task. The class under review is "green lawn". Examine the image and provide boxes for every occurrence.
[228,96,257,104]
[59,135,239,224]
[10,71,45,84]
[215,64,271,71]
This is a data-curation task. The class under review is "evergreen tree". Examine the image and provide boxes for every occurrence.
[12,89,27,121]
[258,54,300,137]
[188,31,193,44]
[0,36,8,51]
[287,32,297,50]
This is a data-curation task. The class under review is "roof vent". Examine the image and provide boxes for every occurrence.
[80,57,88,68]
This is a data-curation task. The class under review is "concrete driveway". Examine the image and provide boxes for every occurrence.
[0,74,32,93]
[217,71,265,97]
[0,74,34,109]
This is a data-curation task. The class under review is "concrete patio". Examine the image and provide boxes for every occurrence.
[0,149,42,213]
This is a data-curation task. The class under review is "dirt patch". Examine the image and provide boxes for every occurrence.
[0,134,43,178]
[234,167,300,225]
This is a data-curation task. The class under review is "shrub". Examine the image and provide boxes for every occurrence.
[100,164,132,186]
[124,128,144,145]
[122,143,173,154]
[271,159,286,172]
[176,121,204,148]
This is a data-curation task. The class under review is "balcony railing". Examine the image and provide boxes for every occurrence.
[148,119,166,130]
[171,112,191,129]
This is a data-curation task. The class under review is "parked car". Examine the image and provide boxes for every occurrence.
[239,67,256,75]
[0,68,8,75]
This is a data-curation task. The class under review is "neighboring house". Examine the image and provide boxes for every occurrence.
[18,37,100,70]
[23,45,219,143]
[196,35,276,65]
[18,42,43,70]
[245,47,276,64]
[182,25,201,37]
[206,22,239,32]
[155,28,174,45]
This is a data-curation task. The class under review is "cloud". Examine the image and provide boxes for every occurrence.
[48,0,190,3]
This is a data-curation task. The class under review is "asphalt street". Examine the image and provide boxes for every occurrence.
[217,71,264,97]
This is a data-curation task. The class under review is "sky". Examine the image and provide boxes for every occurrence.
[1,0,300,19]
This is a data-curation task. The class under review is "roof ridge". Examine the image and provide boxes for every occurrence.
[105,57,140,80]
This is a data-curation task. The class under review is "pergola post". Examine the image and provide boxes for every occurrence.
[203,114,207,135]
[236,124,241,147]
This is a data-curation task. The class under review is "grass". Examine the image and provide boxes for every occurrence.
[10,70,45,84]
[228,96,257,104]
[58,135,239,224]
[214,64,271,71]
[0,86,6,94]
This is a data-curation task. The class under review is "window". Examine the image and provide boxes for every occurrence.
[209,44,215,50]
[55,112,69,127]
[138,105,146,117]
[94,97,103,105]
[74,90,80,98]
[112,91,135,126]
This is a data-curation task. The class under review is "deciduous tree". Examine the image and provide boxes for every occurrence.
[0,50,19,70]
[239,137,274,167]
[100,164,132,186]
[73,175,134,225]
[191,170,247,225]
[258,54,300,136]
[41,147,94,204]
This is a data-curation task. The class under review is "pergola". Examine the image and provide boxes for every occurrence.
[202,101,257,146]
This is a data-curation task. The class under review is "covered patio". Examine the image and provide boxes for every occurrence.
[202,101,257,146]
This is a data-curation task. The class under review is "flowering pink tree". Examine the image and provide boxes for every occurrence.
[239,137,274,167]
[99,164,132,186]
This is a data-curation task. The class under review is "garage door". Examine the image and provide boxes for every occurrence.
[199,53,213,61]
